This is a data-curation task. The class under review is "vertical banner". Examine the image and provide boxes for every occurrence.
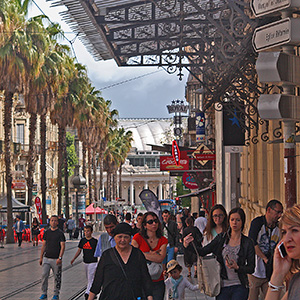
[172,140,181,166]
[139,189,162,221]
[35,197,42,224]
[196,112,205,142]
[223,102,245,146]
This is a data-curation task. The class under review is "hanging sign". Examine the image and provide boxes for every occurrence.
[196,112,205,143]
[35,197,42,224]
[182,172,199,189]
[172,140,181,166]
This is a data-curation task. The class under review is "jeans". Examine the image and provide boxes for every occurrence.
[163,246,175,264]
[41,257,62,296]
[16,232,23,246]
[216,284,249,300]
[152,280,165,300]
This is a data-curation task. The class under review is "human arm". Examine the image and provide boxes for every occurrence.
[183,277,199,291]
[71,248,82,265]
[143,243,167,263]
[255,245,269,264]
[56,241,65,265]
[89,253,105,296]
[138,249,153,299]
[94,235,102,257]
[39,240,46,265]
[265,241,291,300]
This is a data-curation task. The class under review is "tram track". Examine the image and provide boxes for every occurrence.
[0,260,83,299]
[0,245,78,273]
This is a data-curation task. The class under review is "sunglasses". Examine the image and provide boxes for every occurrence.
[146,219,159,225]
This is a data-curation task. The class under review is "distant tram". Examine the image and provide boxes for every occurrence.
[158,199,178,215]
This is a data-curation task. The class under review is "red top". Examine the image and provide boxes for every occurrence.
[132,233,168,282]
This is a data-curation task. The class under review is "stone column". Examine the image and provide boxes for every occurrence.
[130,181,134,206]
[159,182,163,199]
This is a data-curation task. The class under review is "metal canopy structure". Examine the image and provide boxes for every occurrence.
[50,0,283,143]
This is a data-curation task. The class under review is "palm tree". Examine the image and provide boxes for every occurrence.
[0,0,33,243]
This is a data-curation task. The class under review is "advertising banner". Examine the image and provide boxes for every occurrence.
[160,153,189,171]
[196,112,205,143]
[182,172,199,189]
[35,197,42,224]
[139,189,162,221]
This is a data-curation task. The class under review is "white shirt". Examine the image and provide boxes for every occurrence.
[194,217,207,234]
[165,277,199,300]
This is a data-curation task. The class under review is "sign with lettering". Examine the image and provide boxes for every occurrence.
[182,172,199,189]
[250,0,300,17]
[160,154,189,171]
[253,18,300,52]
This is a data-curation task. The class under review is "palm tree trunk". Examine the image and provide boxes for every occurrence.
[26,113,37,207]
[112,171,117,201]
[119,165,122,199]
[106,171,111,201]
[4,91,14,243]
[57,126,65,215]
[93,149,98,203]
[64,132,69,220]
[88,147,92,205]
[99,153,104,195]
[40,114,47,224]
[82,143,87,179]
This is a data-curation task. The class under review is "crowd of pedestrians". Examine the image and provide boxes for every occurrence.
[8,199,300,300]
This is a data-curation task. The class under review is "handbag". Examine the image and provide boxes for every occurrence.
[192,242,221,297]
[142,236,163,280]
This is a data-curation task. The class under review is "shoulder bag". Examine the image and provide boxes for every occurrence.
[142,236,163,280]
[192,241,221,297]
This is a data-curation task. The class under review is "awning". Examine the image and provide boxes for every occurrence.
[85,204,108,215]
[177,183,215,199]
[0,195,30,212]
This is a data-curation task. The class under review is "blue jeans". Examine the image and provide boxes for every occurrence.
[216,285,249,300]
[163,246,175,264]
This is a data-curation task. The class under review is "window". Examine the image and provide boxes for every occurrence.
[16,124,24,144]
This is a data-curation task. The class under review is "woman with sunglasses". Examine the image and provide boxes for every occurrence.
[184,207,255,300]
[203,204,228,245]
[132,211,168,300]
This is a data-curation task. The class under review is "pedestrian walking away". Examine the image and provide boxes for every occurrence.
[265,204,300,300]
[94,214,118,258]
[165,259,199,300]
[184,207,255,300]
[13,215,25,247]
[71,225,98,300]
[194,210,207,235]
[248,199,283,300]
[162,210,179,265]
[66,216,76,240]
[39,215,66,300]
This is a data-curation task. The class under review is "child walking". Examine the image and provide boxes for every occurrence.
[71,225,98,300]
[165,260,199,300]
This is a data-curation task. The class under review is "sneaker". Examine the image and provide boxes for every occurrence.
[39,295,47,300]
[51,296,59,300]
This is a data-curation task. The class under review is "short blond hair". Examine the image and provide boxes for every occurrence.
[280,204,300,274]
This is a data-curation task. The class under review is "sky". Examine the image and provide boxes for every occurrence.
[28,1,188,119]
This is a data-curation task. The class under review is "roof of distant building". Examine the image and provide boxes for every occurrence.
[118,118,173,151]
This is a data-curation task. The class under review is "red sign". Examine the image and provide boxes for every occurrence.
[193,153,216,161]
[172,140,180,166]
[160,154,189,171]
[182,172,199,189]
[35,197,42,224]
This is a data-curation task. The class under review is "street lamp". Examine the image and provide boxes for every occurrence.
[72,166,86,226]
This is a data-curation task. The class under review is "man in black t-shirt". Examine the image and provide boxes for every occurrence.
[71,225,98,300]
[39,215,66,300]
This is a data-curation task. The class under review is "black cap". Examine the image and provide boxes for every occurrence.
[112,223,132,237]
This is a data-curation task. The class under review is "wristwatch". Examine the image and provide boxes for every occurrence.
[59,256,62,260]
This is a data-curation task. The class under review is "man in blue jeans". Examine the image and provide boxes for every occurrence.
[13,216,25,247]
[162,210,179,266]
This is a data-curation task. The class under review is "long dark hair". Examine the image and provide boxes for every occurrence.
[228,207,246,234]
[140,211,163,239]
[32,217,39,225]
[203,204,227,241]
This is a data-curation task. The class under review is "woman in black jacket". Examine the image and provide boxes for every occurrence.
[184,207,255,300]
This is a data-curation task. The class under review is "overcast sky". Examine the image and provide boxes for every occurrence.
[29,1,188,119]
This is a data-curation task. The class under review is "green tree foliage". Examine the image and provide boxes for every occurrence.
[66,132,78,177]
[176,176,191,208]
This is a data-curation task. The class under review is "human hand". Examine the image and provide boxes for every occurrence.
[39,258,43,266]
[70,259,74,265]
[56,258,62,265]
[183,233,194,248]
[271,241,292,284]
[225,258,238,270]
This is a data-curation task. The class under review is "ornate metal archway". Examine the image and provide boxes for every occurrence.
[51,0,283,143]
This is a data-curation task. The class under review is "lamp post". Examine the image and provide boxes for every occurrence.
[72,166,86,226]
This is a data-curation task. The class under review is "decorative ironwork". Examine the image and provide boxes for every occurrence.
[50,0,283,143]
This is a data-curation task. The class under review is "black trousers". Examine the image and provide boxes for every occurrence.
[16,232,23,246]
